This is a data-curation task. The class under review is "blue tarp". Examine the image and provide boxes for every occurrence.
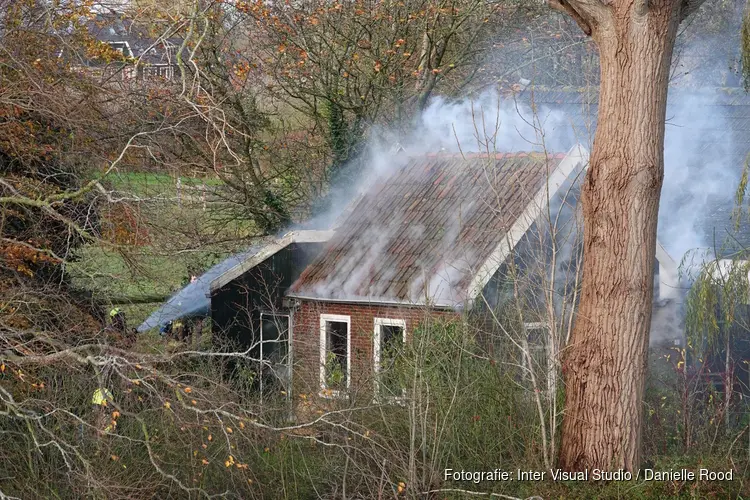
[136,245,262,332]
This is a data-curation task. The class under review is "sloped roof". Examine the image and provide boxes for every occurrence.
[137,244,265,332]
[86,13,180,65]
[510,86,750,257]
[288,148,586,307]
[137,230,334,331]
[209,230,335,293]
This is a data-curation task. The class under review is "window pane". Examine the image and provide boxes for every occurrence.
[325,321,348,389]
[379,325,404,397]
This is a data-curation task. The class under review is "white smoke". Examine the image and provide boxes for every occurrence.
[413,93,581,154]
[310,90,586,233]
[660,91,742,265]
[293,87,749,315]
[295,94,575,305]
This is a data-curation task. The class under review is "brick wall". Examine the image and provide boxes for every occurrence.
[291,300,458,399]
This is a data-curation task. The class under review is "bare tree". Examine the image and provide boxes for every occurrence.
[238,0,497,188]
[546,0,713,472]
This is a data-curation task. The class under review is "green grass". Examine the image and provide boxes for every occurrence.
[69,169,259,329]
[104,171,224,197]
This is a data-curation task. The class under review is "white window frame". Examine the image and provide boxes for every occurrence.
[373,318,407,401]
[108,41,132,58]
[319,314,351,397]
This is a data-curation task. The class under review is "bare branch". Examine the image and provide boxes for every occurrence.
[548,0,593,36]
[680,0,708,22]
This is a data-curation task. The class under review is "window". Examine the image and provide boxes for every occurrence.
[374,318,406,399]
[108,42,131,58]
[122,66,136,81]
[320,314,351,395]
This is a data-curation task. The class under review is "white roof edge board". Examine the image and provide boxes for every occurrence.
[465,144,589,307]
[209,230,335,293]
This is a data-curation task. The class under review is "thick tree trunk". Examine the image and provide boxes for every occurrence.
[558,3,682,471]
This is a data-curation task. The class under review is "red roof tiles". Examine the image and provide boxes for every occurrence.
[288,153,566,305]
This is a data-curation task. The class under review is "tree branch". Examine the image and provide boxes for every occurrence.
[548,0,592,36]
[680,0,708,22]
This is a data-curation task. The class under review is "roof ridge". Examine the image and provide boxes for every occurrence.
[418,151,568,159]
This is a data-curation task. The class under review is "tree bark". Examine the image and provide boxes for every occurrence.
[557,0,683,471]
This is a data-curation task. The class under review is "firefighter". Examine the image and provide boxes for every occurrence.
[160,321,173,338]
[172,319,184,341]
[180,319,194,343]
[109,307,126,333]
[91,387,117,435]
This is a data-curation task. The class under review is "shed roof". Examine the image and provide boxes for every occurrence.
[136,244,265,332]
[209,230,335,294]
[287,146,587,307]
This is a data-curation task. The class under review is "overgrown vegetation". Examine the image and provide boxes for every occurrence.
[3,317,750,498]
[3,0,750,497]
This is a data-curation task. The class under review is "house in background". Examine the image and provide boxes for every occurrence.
[81,12,180,82]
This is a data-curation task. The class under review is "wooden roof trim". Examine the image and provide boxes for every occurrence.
[465,143,589,306]
[209,230,335,294]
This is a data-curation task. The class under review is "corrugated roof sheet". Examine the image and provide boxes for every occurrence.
[137,244,265,332]
[288,152,566,306]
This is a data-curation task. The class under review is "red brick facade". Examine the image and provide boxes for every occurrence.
[291,300,458,399]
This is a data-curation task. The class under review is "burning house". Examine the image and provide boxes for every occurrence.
[140,85,750,400]
[284,147,585,397]
[184,144,676,399]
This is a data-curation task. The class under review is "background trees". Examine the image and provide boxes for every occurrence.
[242,0,498,198]
[2,0,750,496]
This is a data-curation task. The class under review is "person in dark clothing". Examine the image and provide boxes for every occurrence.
[179,321,193,344]
[160,319,198,344]
[109,308,126,333]
[160,321,173,339]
